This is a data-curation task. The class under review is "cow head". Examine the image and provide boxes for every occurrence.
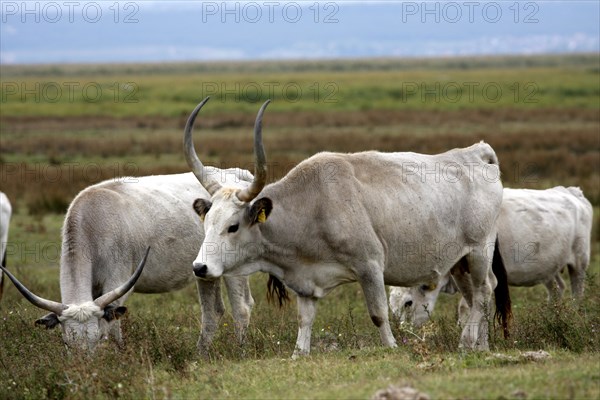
[389,273,456,328]
[0,247,150,350]
[184,98,271,279]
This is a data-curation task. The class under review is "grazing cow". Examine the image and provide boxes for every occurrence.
[0,192,12,302]
[2,248,150,347]
[1,171,255,352]
[184,97,510,357]
[390,186,593,327]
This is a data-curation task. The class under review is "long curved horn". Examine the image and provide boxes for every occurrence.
[94,247,150,309]
[184,97,222,196]
[0,265,66,315]
[237,99,271,202]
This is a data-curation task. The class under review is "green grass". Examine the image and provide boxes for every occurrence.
[3,208,63,269]
[1,54,598,117]
[170,350,599,399]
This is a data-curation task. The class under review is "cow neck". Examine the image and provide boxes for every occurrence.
[254,182,313,272]
[59,209,96,305]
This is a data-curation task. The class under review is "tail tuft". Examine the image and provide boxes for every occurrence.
[267,275,290,308]
[492,236,512,339]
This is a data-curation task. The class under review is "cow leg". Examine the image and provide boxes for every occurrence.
[451,256,473,297]
[457,296,470,327]
[223,275,254,345]
[450,257,472,328]
[451,267,476,331]
[292,296,317,359]
[544,273,565,301]
[568,264,586,299]
[357,267,396,349]
[450,258,474,311]
[456,247,494,351]
[196,278,226,357]
[555,273,566,298]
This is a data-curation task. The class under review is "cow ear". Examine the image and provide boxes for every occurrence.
[35,313,61,329]
[103,306,127,322]
[248,198,273,225]
[193,198,212,221]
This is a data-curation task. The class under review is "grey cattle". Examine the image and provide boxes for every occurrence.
[390,186,593,327]
[0,191,12,301]
[184,98,511,357]
[1,172,255,352]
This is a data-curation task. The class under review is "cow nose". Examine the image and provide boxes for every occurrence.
[404,300,413,308]
[193,263,208,278]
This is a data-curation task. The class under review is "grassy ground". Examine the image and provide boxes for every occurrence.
[0,54,599,399]
[1,259,599,399]
[1,54,598,117]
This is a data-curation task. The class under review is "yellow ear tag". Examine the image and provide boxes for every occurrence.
[257,209,267,223]
[199,214,205,222]
[430,283,437,290]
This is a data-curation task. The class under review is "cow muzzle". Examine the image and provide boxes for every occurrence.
[193,263,209,278]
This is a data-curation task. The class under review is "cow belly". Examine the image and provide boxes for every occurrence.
[134,275,193,293]
[286,262,357,298]
[134,260,196,293]
[382,237,469,287]
[504,262,562,287]
[383,265,447,287]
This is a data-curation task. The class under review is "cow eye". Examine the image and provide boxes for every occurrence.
[420,284,430,292]
[227,223,239,233]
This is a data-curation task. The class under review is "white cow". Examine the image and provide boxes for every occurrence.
[1,171,255,352]
[184,98,510,357]
[0,191,12,302]
[390,186,593,327]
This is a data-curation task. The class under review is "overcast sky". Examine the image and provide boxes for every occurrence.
[1,1,598,64]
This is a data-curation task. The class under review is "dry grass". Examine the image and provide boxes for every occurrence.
[1,107,598,215]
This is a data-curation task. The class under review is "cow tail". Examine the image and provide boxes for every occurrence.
[492,235,512,339]
[267,274,290,308]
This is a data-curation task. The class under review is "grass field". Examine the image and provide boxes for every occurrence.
[0,54,599,399]
[1,54,598,117]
